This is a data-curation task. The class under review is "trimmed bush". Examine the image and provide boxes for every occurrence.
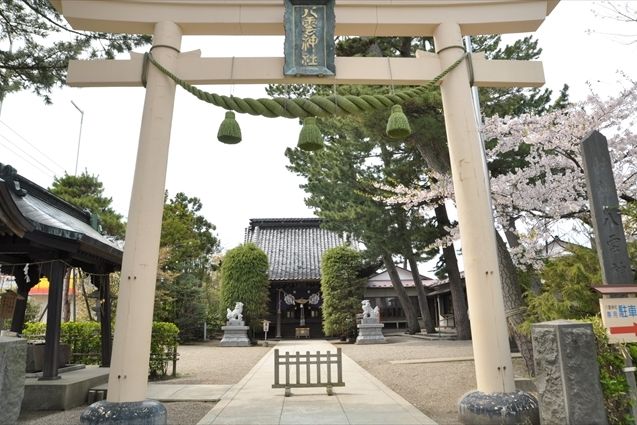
[219,243,270,331]
[23,321,100,364]
[23,321,179,378]
[149,321,179,378]
[320,245,365,338]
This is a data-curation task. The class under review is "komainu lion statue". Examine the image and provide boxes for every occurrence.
[361,300,380,319]
[226,302,244,321]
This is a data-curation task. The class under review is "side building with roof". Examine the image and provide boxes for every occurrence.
[0,163,122,378]
[365,267,463,330]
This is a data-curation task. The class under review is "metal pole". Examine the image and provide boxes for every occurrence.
[71,100,84,176]
[463,36,482,127]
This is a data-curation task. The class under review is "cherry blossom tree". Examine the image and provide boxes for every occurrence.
[483,79,637,267]
[388,79,637,268]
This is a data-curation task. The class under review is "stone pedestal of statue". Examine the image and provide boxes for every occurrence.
[356,317,386,344]
[220,319,250,347]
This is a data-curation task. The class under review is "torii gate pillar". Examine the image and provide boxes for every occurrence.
[434,22,538,424]
[80,21,182,425]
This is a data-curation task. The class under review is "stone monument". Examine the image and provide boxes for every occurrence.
[532,320,607,425]
[220,302,250,347]
[528,130,635,425]
[356,300,386,344]
[0,335,27,425]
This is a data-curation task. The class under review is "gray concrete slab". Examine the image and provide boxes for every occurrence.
[89,382,232,402]
[197,340,437,425]
[22,366,109,411]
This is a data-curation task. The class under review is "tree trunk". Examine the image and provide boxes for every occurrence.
[62,270,71,322]
[392,207,435,333]
[383,252,421,334]
[434,205,471,340]
[10,286,30,334]
[495,231,535,376]
[406,254,436,333]
[9,264,40,334]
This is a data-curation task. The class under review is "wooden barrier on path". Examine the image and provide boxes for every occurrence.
[272,348,345,396]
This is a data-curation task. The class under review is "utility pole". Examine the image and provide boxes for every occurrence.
[71,100,84,176]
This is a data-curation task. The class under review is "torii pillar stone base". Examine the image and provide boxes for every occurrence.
[458,391,539,425]
[80,400,167,425]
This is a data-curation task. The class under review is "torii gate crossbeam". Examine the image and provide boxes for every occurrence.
[51,0,558,36]
[54,2,558,424]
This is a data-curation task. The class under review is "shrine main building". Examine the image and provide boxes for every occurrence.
[245,217,459,338]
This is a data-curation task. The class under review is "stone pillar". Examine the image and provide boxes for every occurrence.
[532,320,608,425]
[81,20,182,425]
[0,336,27,425]
[433,22,538,424]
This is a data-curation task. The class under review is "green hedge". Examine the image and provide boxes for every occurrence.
[220,243,270,331]
[23,321,179,378]
[320,246,365,338]
[150,322,179,378]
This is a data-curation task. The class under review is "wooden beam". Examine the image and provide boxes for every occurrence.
[40,260,66,380]
[68,52,544,88]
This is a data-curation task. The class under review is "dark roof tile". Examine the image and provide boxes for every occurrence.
[245,218,344,281]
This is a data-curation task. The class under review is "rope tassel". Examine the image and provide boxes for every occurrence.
[217,111,242,144]
[297,117,323,151]
[386,104,411,139]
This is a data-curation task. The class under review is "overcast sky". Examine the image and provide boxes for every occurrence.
[1,1,635,259]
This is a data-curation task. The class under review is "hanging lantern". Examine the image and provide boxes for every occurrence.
[217,111,242,144]
[385,104,411,139]
[297,117,323,151]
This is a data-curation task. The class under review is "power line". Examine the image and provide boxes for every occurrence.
[0,120,66,175]
[0,133,60,177]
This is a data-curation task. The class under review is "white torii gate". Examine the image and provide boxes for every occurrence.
[52,0,557,416]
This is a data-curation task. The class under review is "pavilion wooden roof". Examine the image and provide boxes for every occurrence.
[0,164,122,273]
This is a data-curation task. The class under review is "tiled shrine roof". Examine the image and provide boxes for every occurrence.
[245,218,344,281]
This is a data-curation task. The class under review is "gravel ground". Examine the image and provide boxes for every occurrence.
[155,340,272,385]
[338,333,528,425]
[17,336,528,425]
